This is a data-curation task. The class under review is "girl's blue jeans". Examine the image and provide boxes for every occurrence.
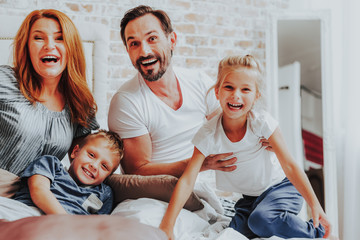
[229,178,325,239]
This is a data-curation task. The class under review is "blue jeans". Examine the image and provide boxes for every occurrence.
[229,178,325,238]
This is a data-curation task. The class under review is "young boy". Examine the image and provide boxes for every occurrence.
[0,130,123,220]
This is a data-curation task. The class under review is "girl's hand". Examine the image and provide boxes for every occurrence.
[311,205,332,238]
[159,224,175,240]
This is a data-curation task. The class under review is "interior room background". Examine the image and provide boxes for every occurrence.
[0,0,358,239]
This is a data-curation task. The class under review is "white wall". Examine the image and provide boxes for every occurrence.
[0,0,289,117]
[340,1,360,239]
[288,1,360,239]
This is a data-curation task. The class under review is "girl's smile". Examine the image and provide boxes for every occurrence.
[227,102,244,111]
[216,69,259,121]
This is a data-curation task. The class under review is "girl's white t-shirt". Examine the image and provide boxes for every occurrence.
[192,110,285,196]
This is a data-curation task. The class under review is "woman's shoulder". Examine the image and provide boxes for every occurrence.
[0,65,14,71]
[0,65,21,98]
[0,65,16,81]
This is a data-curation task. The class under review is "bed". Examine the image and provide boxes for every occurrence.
[0,15,328,240]
[107,171,328,240]
[0,169,327,240]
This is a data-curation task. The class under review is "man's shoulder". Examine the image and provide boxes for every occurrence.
[111,74,143,102]
[174,67,214,89]
[118,74,141,94]
[174,67,208,80]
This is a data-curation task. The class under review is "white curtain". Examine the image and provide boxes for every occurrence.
[341,0,360,238]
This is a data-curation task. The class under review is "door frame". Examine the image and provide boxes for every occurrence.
[266,11,338,235]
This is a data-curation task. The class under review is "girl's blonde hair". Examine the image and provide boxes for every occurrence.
[13,9,97,127]
[216,54,263,95]
[207,54,265,109]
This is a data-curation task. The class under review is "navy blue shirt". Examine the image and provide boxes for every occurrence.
[14,155,113,215]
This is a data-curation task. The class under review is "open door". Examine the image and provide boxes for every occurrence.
[278,61,303,169]
[278,62,307,220]
[267,12,338,235]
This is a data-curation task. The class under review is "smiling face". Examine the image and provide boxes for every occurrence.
[68,137,120,186]
[28,18,67,83]
[124,14,176,82]
[215,68,259,121]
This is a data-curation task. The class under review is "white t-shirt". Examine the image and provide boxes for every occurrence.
[192,110,285,196]
[108,67,219,163]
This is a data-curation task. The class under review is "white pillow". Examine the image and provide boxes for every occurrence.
[111,198,209,240]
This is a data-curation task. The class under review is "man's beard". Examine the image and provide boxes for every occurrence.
[139,66,166,82]
[135,52,171,82]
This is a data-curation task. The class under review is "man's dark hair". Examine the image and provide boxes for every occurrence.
[120,5,173,47]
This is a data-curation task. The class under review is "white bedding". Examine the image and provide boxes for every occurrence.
[111,181,326,240]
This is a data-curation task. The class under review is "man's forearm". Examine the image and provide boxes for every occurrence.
[126,159,189,178]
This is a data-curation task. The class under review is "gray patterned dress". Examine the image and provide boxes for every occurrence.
[0,65,99,175]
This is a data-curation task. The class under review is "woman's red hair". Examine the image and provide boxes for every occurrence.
[13,9,97,127]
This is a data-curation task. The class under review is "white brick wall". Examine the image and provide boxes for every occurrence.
[0,0,289,116]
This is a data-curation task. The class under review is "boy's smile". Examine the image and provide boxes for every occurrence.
[68,137,120,186]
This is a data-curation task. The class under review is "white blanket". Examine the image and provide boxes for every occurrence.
[0,196,42,221]
[111,181,327,240]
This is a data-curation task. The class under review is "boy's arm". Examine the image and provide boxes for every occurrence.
[159,148,205,239]
[28,175,68,215]
[269,127,331,238]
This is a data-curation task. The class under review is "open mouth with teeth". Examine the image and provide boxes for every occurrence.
[82,167,95,179]
[41,55,59,63]
[141,58,158,66]
[227,102,244,110]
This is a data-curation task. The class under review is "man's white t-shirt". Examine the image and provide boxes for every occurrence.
[192,110,285,196]
[108,67,219,164]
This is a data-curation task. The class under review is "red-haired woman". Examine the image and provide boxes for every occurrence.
[0,9,98,176]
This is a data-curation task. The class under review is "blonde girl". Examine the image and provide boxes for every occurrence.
[159,55,332,239]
